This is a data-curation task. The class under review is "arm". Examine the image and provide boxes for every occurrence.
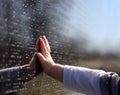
[0,65,34,94]
[63,65,120,95]
[37,36,120,95]
[0,54,40,94]
[36,36,64,82]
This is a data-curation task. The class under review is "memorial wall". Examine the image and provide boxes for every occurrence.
[0,0,120,95]
[0,0,84,95]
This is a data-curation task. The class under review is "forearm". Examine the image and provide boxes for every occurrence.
[0,64,36,82]
[0,66,22,93]
[63,65,120,95]
[45,64,64,82]
[63,65,105,95]
[0,64,36,94]
[19,64,36,82]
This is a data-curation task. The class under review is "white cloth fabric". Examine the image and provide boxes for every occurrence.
[63,65,106,95]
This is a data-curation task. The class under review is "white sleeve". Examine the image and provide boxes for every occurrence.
[63,65,106,95]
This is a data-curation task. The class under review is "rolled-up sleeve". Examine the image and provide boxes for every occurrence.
[99,72,120,95]
[63,65,107,95]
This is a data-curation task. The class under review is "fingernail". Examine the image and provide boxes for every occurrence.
[42,35,45,38]
[44,36,46,39]
[39,37,42,41]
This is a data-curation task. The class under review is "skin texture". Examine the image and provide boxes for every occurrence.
[36,36,64,82]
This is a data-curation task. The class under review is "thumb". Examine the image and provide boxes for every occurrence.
[36,53,45,63]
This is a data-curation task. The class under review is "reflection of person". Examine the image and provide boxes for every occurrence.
[0,55,37,94]
[0,41,41,95]
[37,36,120,95]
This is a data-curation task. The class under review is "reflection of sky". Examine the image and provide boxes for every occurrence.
[70,0,120,52]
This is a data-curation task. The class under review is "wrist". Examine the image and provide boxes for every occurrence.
[44,63,55,74]
[46,63,64,82]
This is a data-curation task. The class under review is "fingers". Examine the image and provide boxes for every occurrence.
[35,37,41,52]
[42,36,51,52]
[29,53,36,63]
[37,53,45,63]
[40,37,49,55]
[35,35,51,56]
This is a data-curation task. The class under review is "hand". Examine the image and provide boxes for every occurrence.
[29,53,36,73]
[29,36,43,75]
[29,37,42,75]
[19,39,42,81]
[36,36,55,74]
